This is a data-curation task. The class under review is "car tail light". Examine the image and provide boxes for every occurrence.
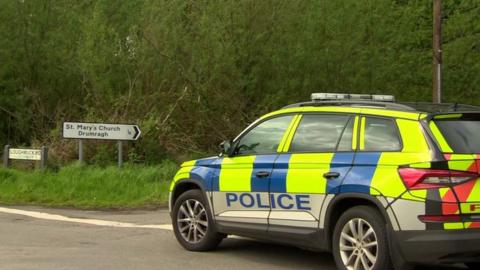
[418,215,463,223]
[398,168,478,190]
[419,214,480,223]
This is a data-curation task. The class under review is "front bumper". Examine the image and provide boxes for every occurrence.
[392,229,480,264]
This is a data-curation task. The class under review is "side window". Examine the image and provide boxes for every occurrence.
[235,115,294,155]
[363,117,401,151]
[289,114,351,152]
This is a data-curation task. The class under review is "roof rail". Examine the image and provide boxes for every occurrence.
[400,102,480,113]
[283,93,480,113]
[283,100,416,111]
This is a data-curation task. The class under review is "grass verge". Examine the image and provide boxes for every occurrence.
[0,160,178,209]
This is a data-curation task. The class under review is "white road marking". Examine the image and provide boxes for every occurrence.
[0,207,245,240]
[0,207,173,230]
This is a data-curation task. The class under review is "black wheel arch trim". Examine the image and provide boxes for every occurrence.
[172,178,208,193]
[170,178,209,213]
[323,193,396,251]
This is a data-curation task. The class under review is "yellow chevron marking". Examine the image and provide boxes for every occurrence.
[396,119,429,152]
[434,114,463,119]
[444,223,464,230]
[447,158,475,171]
[170,161,196,191]
[429,121,453,153]
[370,154,408,198]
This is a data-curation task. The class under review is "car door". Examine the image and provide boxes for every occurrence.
[341,116,403,194]
[268,113,357,236]
[211,114,296,233]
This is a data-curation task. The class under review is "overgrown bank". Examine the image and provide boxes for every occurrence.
[2,1,480,164]
[0,161,178,208]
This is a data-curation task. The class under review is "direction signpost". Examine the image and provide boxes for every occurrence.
[63,122,141,141]
[62,122,141,167]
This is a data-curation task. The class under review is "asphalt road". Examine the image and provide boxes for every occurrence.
[0,206,467,270]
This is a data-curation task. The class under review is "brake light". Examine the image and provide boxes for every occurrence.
[419,214,480,223]
[418,215,463,223]
[398,168,478,190]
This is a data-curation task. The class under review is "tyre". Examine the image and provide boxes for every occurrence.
[172,189,224,251]
[465,262,480,269]
[332,206,393,270]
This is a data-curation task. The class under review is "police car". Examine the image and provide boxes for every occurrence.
[169,93,480,270]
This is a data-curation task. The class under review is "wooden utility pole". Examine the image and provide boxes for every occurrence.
[433,0,442,103]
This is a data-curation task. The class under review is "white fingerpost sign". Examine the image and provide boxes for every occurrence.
[62,122,141,167]
[62,122,141,141]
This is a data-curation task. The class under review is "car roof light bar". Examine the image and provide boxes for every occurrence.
[311,93,395,102]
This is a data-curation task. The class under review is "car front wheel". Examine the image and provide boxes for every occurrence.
[172,189,224,251]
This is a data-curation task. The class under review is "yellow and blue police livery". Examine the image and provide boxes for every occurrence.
[169,93,480,270]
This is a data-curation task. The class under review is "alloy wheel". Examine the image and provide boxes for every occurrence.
[339,218,378,270]
[176,199,208,244]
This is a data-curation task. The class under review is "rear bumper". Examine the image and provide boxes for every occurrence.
[392,229,480,264]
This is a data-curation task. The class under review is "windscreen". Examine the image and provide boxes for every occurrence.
[435,120,480,153]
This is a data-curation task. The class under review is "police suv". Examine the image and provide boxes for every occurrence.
[169,93,480,270]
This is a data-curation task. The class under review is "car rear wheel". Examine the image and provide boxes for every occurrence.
[172,189,224,251]
[332,206,393,270]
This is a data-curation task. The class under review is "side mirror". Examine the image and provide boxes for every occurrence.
[219,140,233,157]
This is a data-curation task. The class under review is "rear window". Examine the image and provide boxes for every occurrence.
[434,120,480,153]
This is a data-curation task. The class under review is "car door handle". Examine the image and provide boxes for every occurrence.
[256,171,271,178]
[323,171,340,180]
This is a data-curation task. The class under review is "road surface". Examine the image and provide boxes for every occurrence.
[0,206,466,270]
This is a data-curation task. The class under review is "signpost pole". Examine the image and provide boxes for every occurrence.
[40,146,48,170]
[117,141,123,167]
[433,0,442,103]
[79,139,84,164]
[3,145,10,168]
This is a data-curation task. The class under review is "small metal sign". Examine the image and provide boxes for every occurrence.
[3,145,48,169]
[9,148,42,160]
[62,122,141,141]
